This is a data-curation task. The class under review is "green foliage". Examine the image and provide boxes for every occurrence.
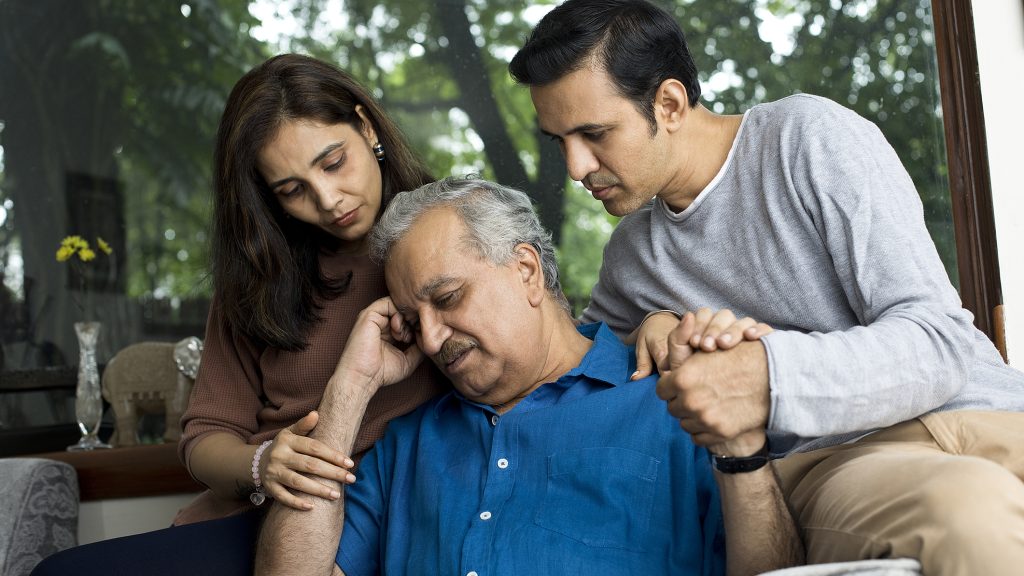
[559,185,620,315]
[106,0,268,299]
[0,0,958,322]
[681,0,957,285]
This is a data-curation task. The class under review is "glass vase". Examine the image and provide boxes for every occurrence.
[67,321,112,451]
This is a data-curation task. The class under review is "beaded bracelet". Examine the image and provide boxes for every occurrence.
[250,439,274,506]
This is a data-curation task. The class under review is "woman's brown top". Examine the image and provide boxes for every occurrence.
[176,250,446,524]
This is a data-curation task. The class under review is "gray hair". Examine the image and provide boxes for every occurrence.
[369,176,570,314]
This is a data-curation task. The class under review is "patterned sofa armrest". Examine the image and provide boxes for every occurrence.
[0,458,79,576]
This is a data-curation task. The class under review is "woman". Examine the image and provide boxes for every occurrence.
[178,52,446,521]
[31,53,446,576]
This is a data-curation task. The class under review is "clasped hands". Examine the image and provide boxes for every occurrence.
[636,309,774,457]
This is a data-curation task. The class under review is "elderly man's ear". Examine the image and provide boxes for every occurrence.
[514,243,546,307]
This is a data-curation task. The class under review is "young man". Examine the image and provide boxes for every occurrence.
[255,178,802,575]
[510,0,1024,573]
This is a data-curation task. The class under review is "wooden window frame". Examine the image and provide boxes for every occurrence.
[932,0,1002,341]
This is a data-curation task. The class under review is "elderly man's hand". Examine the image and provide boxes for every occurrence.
[334,296,425,393]
[655,331,772,446]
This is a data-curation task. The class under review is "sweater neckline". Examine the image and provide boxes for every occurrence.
[657,109,751,223]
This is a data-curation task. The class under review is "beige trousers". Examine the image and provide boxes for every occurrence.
[773,411,1024,575]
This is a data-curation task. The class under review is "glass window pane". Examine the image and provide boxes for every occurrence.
[0,0,959,437]
[690,0,956,287]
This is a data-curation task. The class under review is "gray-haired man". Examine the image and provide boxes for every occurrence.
[255,177,801,576]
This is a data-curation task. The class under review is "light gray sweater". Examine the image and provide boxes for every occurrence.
[581,94,1024,454]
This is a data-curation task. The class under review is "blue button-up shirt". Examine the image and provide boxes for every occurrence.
[337,323,724,576]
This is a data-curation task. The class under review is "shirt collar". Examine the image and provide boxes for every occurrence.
[432,322,635,417]
[558,322,634,388]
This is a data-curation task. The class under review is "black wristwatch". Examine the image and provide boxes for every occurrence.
[712,440,770,474]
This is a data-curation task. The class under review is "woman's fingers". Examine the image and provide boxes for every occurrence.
[263,451,357,510]
[265,468,342,510]
[287,410,319,436]
[259,427,358,510]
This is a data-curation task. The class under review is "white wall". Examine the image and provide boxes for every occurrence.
[78,493,197,544]
[972,0,1024,367]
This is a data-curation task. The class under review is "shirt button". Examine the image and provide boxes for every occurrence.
[490,414,499,426]
[479,511,492,520]
[467,572,479,576]
[497,458,509,469]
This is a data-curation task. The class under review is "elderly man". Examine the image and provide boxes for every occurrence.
[510,0,1024,572]
[255,177,801,576]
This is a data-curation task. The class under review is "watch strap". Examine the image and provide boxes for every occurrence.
[712,440,770,474]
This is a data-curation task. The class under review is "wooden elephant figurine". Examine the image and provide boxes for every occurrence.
[100,337,202,447]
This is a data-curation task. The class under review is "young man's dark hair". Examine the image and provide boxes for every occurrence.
[508,0,701,135]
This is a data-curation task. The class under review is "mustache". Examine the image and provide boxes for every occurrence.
[434,338,477,366]
[582,174,619,190]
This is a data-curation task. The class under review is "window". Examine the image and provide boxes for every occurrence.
[0,0,997,450]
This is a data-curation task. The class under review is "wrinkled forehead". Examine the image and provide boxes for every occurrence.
[382,208,477,304]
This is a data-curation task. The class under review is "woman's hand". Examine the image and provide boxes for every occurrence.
[632,308,773,380]
[259,411,357,510]
[255,297,425,511]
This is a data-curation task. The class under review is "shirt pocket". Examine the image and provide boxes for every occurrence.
[534,447,660,551]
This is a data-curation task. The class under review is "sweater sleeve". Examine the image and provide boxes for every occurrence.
[762,102,975,438]
[178,299,266,472]
[579,233,637,333]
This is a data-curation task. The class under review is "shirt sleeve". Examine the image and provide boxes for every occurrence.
[763,104,975,437]
[336,438,390,576]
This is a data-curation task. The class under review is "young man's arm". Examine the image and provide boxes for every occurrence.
[255,298,425,576]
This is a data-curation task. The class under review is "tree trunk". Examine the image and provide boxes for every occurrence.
[0,1,127,367]
[434,0,568,243]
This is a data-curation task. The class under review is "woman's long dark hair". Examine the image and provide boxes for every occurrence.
[212,54,432,350]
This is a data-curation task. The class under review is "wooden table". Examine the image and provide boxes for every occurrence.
[30,443,203,501]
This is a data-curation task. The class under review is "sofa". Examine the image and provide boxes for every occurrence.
[0,458,79,576]
[0,455,923,576]
[762,559,922,575]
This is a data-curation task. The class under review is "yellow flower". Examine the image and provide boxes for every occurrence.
[55,233,114,318]
[55,235,113,263]
[61,235,86,250]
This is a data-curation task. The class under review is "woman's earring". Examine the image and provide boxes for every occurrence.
[372,142,385,161]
